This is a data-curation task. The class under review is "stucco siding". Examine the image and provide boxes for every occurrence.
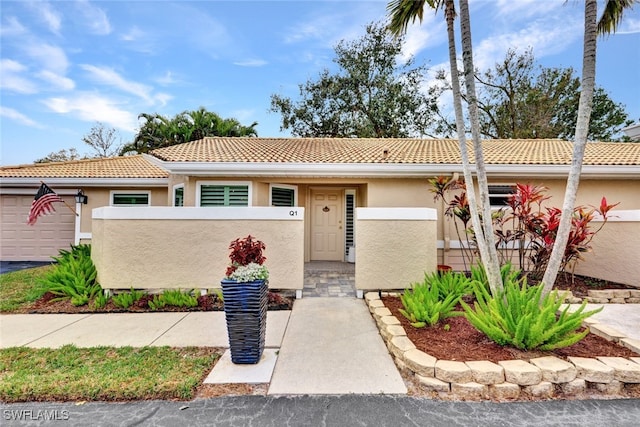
[573,210,640,287]
[366,179,433,208]
[91,207,304,291]
[355,208,437,290]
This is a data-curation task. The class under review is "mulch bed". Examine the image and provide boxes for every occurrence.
[23,291,293,314]
[382,296,638,364]
[551,272,636,298]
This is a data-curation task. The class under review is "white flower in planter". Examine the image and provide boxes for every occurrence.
[229,262,269,283]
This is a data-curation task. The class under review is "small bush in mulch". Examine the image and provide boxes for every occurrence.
[26,290,294,314]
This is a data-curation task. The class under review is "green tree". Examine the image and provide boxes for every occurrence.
[388,0,504,295]
[35,148,84,163]
[270,22,439,138]
[123,108,258,154]
[449,48,631,141]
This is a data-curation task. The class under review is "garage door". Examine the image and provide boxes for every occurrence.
[0,194,75,261]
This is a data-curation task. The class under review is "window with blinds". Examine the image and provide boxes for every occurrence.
[271,186,295,207]
[345,192,355,256]
[112,193,150,206]
[200,185,249,206]
[488,185,514,207]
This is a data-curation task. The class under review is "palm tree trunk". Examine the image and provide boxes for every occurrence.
[458,0,503,295]
[541,0,598,295]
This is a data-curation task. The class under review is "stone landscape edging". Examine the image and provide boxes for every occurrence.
[579,289,640,304]
[365,292,640,400]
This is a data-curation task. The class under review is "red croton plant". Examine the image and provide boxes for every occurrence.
[430,178,619,279]
[225,235,267,278]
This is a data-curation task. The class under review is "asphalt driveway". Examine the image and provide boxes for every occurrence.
[0,261,51,275]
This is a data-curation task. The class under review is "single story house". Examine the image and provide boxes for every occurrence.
[1,138,639,294]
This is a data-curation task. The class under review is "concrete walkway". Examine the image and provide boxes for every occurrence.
[268,298,406,395]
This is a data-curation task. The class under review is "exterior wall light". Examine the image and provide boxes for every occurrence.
[75,189,88,204]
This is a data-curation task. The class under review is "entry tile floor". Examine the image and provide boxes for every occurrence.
[303,262,355,298]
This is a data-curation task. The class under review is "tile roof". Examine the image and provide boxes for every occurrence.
[0,155,168,179]
[150,137,640,166]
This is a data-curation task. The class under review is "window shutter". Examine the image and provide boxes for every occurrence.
[488,185,514,207]
[345,193,355,256]
[271,187,295,207]
[112,193,149,206]
[201,185,249,206]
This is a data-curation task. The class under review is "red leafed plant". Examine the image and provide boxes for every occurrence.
[430,176,618,279]
[225,235,266,277]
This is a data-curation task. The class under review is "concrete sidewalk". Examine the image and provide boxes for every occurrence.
[0,312,290,348]
[1,302,637,397]
[0,299,407,395]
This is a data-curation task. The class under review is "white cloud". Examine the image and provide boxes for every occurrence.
[119,25,156,54]
[0,16,27,37]
[233,59,268,67]
[282,5,379,48]
[399,15,446,62]
[23,41,69,74]
[80,64,171,106]
[154,71,179,86]
[80,64,153,101]
[154,93,173,107]
[0,106,42,128]
[616,17,640,35]
[120,25,144,41]
[473,18,582,71]
[37,70,75,91]
[0,59,38,94]
[76,0,111,35]
[495,0,563,19]
[42,92,137,131]
[28,1,62,34]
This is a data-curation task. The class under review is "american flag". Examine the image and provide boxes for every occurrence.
[27,183,64,225]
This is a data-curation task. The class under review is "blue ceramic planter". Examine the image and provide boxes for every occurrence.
[221,279,268,364]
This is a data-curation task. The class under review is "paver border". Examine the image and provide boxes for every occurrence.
[365,292,640,400]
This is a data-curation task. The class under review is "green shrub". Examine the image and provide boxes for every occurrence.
[399,272,470,328]
[426,271,475,299]
[112,288,144,309]
[148,295,166,311]
[39,244,101,307]
[164,289,198,308]
[470,261,520,291]
[148,289,198,310]
[93,292,109,309]
[461,276,602,350]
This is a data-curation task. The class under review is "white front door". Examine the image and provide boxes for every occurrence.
[310,188,344,261]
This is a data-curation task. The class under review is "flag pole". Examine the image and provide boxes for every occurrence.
[41,181,79,217]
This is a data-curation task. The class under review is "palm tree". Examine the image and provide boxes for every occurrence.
[126,109,259,154]
[387,0,504,294]
[541,0,635,295]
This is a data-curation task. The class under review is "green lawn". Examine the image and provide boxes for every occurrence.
[0,346,220,402]
[0,266,52,312]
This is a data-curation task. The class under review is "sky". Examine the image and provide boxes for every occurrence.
[1,0,639,166]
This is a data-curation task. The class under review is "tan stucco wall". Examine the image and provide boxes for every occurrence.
[355,208,438,290]
[573,212,640,287]
[91,207,304,291]
[366,179,434,208]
